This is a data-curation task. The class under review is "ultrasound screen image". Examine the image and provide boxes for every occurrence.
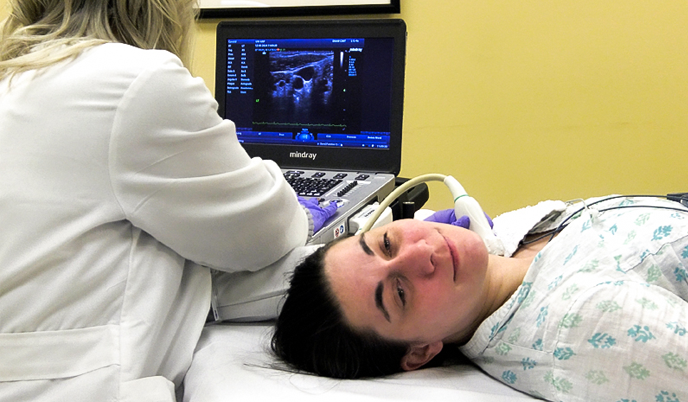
[269,51,334,128]
[249,44,362,138]
[223,36,394,148]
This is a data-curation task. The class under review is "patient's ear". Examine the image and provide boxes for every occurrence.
[400,341,443,371]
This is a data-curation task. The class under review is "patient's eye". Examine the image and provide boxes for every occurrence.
[396,279,406,306]
[382,232,392,256]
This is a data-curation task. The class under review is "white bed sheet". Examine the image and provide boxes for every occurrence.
[183,323,537,401]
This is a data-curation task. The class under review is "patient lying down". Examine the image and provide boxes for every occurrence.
[272,195,688,402]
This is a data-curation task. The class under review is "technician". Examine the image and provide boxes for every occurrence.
[0,1,334,401]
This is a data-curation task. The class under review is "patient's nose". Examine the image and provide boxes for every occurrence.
[396,239,435,277]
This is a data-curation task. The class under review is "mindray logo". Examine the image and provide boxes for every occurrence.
[289,151,317,161]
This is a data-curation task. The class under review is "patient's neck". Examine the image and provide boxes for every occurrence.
[485,255,531,315]
[491,235,550,309]
[455,236,549,345]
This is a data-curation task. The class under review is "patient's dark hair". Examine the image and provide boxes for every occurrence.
[271,239,409,379]
[271,238,464,379]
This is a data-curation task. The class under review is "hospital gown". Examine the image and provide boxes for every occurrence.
[460,196,688,402]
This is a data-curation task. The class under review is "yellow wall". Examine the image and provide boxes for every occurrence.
[395,1,688,214]
[3,1,687,215]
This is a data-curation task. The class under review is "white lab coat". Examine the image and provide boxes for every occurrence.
[0,43,308,401]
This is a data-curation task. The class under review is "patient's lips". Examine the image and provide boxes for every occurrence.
[442,235,459,282]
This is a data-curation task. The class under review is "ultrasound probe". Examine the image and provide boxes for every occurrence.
[360,174,505,256]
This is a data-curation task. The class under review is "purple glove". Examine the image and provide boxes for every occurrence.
[423,209,493,229]
[298,197,338,233]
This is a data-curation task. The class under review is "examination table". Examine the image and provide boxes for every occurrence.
[182,322,536,401]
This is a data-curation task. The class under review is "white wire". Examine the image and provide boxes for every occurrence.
[360,173,448,233]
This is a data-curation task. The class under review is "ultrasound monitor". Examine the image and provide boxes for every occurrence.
[214,19,406,174]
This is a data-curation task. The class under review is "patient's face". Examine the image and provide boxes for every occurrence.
[324,219,489,346]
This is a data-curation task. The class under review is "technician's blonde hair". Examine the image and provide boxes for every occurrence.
[0,0,198,81]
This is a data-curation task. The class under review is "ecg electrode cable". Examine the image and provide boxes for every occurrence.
[521,194,688,246]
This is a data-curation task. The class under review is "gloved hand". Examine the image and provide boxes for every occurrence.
[423,209,493,229]
[298,197,338,233]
